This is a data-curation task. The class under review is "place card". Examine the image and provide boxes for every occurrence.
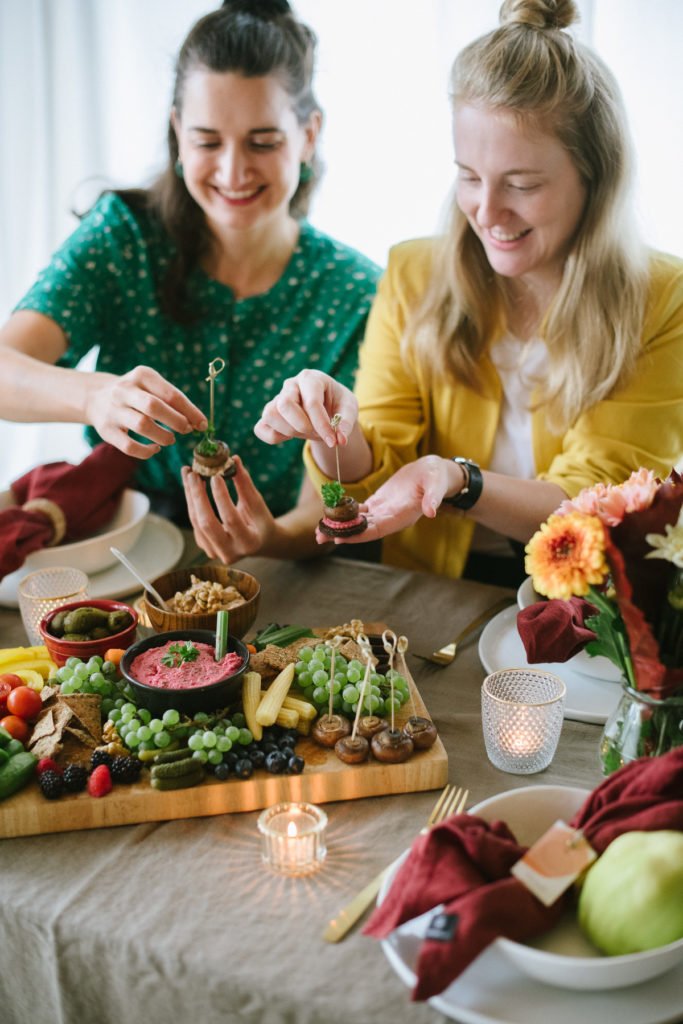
[511,820,597,906]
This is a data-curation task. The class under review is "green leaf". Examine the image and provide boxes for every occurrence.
[321,481,345,508]
[160,641,200,668]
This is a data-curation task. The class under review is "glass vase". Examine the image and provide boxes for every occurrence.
[599,683,683,776]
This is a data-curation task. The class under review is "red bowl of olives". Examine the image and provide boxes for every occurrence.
[39,599,138,667]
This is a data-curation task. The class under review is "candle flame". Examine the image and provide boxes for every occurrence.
[287,821,298,838]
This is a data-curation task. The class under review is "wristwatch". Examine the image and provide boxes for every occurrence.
[441,457,483,510]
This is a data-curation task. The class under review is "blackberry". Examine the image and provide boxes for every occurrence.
[39,770,65,800]
[110,756,142,784]
[62,764,88,793]
[90,749,114,770]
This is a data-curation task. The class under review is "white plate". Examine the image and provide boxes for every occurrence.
[516,577,622,683]
[479,606,621,725]
[379,786,683,1023]
[0,514,184,606]
[0,489,150,601]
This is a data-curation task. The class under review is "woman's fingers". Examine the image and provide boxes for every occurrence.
[120,366,207,433]
[254,370,357,447]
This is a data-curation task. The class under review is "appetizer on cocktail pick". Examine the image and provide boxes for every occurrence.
[312,635,353,749]
[371,630,414,764]
[192,357,237,479]
[334,633,373,764]
[397,634,438,750]
[317,414,368,538]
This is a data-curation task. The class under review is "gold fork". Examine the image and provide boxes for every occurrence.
[322,784,469,943]
[412,595,515,666]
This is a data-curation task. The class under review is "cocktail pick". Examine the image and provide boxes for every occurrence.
[350,632,374,741]
[326,634,346,719]
[205,357,226,434]
[330,413,342,484]
[382,629,398,731]
[397,634,417,718]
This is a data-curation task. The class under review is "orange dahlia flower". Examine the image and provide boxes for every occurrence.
[525,512,609,600]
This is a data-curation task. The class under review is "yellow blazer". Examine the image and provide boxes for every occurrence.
[305,240,683,578]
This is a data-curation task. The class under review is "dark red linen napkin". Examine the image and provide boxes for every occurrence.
[0,443,137,580]
[517,597,596,662]
[570,746,683,851]
[364,748,683,1001]
[363,814,565,1001]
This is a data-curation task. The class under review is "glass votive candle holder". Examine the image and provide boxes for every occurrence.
[481,668,566,775]
[18,566,89,646]
[257,802,327,876]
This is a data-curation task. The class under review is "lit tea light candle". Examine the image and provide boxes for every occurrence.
[257,802,327,876]
[499,708,545,757]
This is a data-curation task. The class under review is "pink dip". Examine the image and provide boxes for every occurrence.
[130,641,243,690]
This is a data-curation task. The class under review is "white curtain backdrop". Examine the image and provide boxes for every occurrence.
[0,0,681,488]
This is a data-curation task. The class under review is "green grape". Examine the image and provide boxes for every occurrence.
[385,695,402,712]
[121,702,137,716]
[86,657,103,673]
[114,697,126,709]
[226,725,240,742]
[312,686,328,705]
[188,733,204,751]
[308,659,325,675]
[216,735,232,752]
[207,749,223,765]
[294,661,307,674]
[101,660,117,676]
[299,647,314,662]
[370,685,381,697]
[328,679,342,694]
[138,740,156,752]
[149,718,163,734]
[56,665,72,683]
[153,730,171,748]
[136,725,152,742]
[126,732,141,748]
[202,730,217,748]
[174,725,190,740]
[314,644,327,656]
[65,656,82,670]
[237,728,253,745]
[192,749,208,764]
[101,698,115,716]
[74,663,89,679]
[193,711,210,724]
[341,700,354,714]
[370,673,384,686]
[232,712,246,728]
[108,708,122,723]
[347,659,363,672]
[331,693,343,710]
[127,718,141,733]
[118,722,131,739]
[60,680,76,694]
[312,669,328,686]
[138,708,152,724]
[342,684,359,704]
[298,670,313,687]
[162,708,180,727]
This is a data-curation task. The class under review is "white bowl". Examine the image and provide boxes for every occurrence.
[471,785,683,990]
[516,576,621,682]
[0,488,149,601]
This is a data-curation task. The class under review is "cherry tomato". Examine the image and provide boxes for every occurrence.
[6,685,42,722]
[0,715,31,743]
[0,672,24,691]
[0,680,11,715]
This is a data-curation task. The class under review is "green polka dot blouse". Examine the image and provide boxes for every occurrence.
[15,192,381,516]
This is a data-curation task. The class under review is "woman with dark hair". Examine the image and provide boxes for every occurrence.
[0,1,380,563]
[255,0,683,585]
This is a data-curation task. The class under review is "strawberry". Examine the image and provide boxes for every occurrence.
[37,757,63,776]
[87,764,113,798]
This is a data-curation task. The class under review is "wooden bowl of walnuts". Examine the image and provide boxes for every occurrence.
[143,566,260,638]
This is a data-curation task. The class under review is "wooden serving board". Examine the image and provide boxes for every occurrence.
[0,630,448,839]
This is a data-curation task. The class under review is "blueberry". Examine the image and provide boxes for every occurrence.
[213,762,230,781]
[265,750,287,774]
[249,749,266,769]
[282,729,299,745]
[262,742,279,755]
[235,758,254,779]
[279,745,295,761]
[223,751,240,769]
[286,755,305,775]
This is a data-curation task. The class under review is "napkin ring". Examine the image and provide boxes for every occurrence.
[22,498,67,546]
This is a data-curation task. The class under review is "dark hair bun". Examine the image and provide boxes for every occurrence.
[499,0,578,30]
[221,0,292,16]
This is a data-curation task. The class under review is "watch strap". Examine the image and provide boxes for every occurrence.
[441,457,483,510]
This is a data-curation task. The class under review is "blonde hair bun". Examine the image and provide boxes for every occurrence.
[499,0,578,30]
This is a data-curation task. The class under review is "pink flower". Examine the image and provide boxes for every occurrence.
[557,469,658,527]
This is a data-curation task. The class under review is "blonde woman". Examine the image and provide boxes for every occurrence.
[255,0,683,585]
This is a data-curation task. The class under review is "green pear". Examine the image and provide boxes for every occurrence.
[578,830,683,955]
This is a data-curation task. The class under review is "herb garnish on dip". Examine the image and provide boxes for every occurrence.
[131,640,243,690]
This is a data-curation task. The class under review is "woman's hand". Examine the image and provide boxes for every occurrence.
[182,456,281,564]
[254,369,358,448]
[319,455,465,545]
[86,365,207,459]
